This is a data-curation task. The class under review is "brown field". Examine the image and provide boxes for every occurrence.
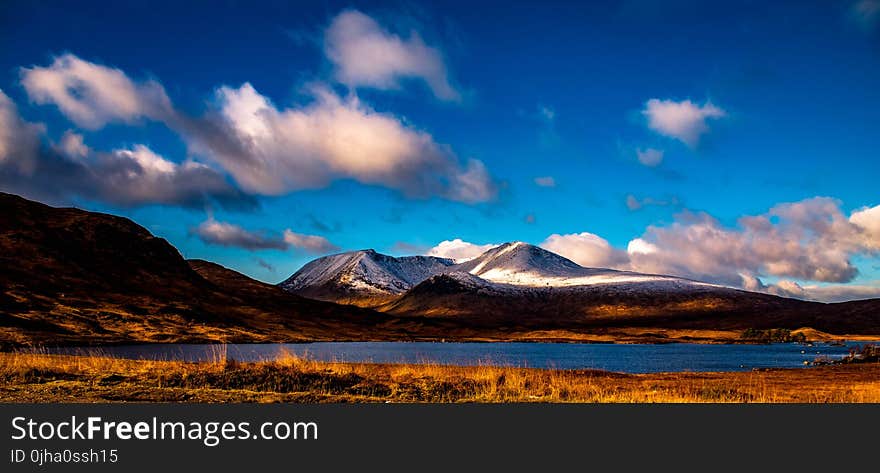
[1,350,878,403]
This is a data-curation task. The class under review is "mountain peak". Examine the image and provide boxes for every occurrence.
[278,249,455,304]
[455,240,584,278]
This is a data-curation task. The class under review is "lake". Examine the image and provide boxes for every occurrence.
[46,341,875,373]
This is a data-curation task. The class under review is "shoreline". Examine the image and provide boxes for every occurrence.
[4,326,879,350]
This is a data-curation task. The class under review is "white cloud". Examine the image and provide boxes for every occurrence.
[186,82,495,202]
[20,54,172,129]
[849,204,880,250]
[626,238,658,255]
[18,54,496,204]
[426,238,496,262]
[114,145,177,176]
[283,230,340,253]
[324,10,459,101]
[56,130,89,159]
[534,176,556,187]
[642,99,725,146]
[636,148,663,167]
[540,232,630,269]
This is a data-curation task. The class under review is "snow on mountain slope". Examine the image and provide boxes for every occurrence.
[279,249,455,295]
[280,241,718,303]
[454,242,713,288]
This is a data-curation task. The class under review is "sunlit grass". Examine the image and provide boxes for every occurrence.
[1,349,878,403]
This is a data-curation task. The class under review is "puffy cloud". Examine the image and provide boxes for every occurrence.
[849,204,880,250]
[324,10,460,101]
[283,230,340,253]
[427,238,496,262]
[626,238,658,255]
[56,130,89,158]
[636,148,663,167]
[540,232,630,269]
[534,176,556,187]
[642,99,725,146]
[20,54,172,129]
[183,82,496,202]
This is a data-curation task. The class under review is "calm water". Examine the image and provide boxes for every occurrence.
[47,341,875,373]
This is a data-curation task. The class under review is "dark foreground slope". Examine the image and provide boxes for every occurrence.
[0,193,452,347]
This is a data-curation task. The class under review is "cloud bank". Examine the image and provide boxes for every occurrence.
[15,54,495,205]
[432,197,880,302]
[0,90,250,209]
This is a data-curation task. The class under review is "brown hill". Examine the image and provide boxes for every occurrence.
[379,273,880,334]
[0,193,449,347]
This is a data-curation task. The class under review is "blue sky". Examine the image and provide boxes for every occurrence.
[1,0,879,301]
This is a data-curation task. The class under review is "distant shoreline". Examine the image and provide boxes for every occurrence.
[4,326,880,351]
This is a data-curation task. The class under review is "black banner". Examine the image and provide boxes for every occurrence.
[1,404,878,471]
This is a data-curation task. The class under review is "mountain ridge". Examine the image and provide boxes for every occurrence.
[280,244,880,334]
[280,241,722,307]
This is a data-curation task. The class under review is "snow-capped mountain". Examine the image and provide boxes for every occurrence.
[454,241,713,288]
[280,242,716,307]
[279,249,456,305]
[279,240,879,327]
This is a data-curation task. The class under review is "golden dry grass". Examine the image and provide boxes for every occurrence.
[0,349,878,403]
